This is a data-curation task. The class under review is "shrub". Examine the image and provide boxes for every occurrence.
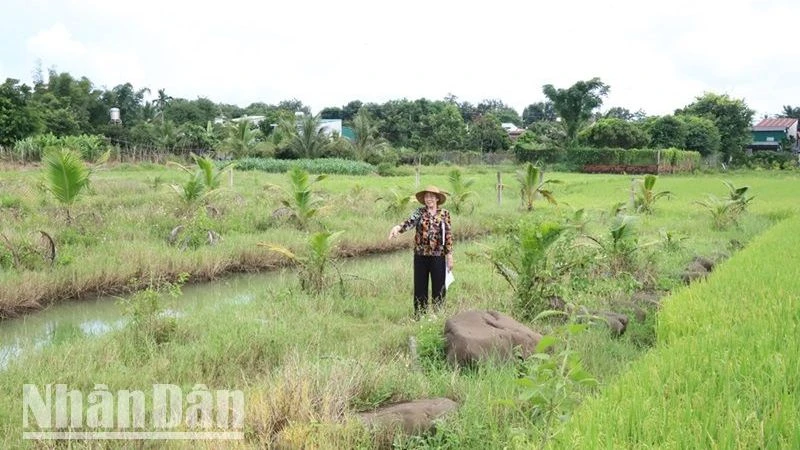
[236,157,376,176]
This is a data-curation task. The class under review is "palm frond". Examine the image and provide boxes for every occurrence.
[43,149,89,206]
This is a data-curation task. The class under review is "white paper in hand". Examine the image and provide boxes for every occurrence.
[445,269,454,290]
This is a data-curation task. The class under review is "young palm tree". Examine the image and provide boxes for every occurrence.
[259,230,343,295]
[516,163,560,211]
[42,148,91,223]
[351,111,387,161]
[447,168,476,214]
[169,153,234,205]
[378,187,415,218]
[225,120,259,158]
[278,167,327,229]
[279,114,329,159]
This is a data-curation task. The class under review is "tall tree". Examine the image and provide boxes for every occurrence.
[646,115,688,149]
[318,106,343,120]
[579,118,649,149]
[351,110,386,161]
[279,114,329,158]
[153,88,173,124]
[522,101,556,126]
[477,99,521,125]
[468,113,511,152]
[780,105,800,120]
[542,77,610,148]
[680,115,721,156]
[0,79,40,147]
[676,93,754,161]
[603,107,646,122]
[341,100,363,122]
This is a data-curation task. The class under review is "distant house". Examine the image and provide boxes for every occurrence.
[749,118,799,152]
[318,119,342,137]
[501,122,525,141]
[501,122,521,133]
[231,115,266,126]
[303,118,355,142]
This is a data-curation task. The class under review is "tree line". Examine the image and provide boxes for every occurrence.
[2,69,798,164]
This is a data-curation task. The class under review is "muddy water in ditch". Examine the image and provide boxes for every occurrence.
[0,271,282,370]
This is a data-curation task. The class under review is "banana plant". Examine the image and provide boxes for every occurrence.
[723,180,753,212]
[447,168,476,214]
[517,163,561,211]
[633,174,672,214]
[694,180,754,229]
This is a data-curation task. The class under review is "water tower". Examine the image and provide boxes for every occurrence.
[109,107,121,124]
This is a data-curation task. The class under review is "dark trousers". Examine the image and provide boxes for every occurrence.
[413,254,446,315]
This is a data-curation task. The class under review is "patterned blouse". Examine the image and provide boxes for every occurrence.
[398,207,453,256]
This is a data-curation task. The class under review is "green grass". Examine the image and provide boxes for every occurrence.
[551,215,800,449]
[0,163,799,448]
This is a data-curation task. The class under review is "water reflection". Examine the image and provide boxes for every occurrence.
[0,270,276,370]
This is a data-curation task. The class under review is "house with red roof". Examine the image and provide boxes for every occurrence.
[749,117,798,152]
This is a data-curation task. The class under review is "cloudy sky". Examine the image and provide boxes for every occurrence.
[2,0,798,119]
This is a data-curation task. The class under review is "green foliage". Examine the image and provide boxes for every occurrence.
[542,77,610,148]
[633,174,672,214]
[680,115,721,156]
[41,148,92,222]
[414,318,447,371]
[515,319,598,449]
[260,230,343,295]
[235,157,376,175]
[488,220,566,319]
[170,208,220,249]
[516,163,560,211]
[0,79,40,147]
[468,113,511,152]
[378,188,415,218]
[278,114,330,159]
[169,153,234,206]
[223,120,260,158]
[351,109,388,161]
[578,118,649,149]
[274,167,327,229]
[514,147,701,173]
[522,101,557,126]
[120,274,187,355]
[446,168,476,214]
[746,151,798,170]
[677,92,755,162]
[659,229,687,252]
[695,180,754,229]
[587,215,645,274]
[13,133,109,162]
[645,115,687,149]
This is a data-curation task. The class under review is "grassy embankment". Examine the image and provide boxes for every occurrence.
[2,163,794,318]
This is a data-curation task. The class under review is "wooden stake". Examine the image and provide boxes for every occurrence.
[497,172,503,205]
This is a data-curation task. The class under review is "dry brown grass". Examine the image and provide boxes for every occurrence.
[246,352,373,448]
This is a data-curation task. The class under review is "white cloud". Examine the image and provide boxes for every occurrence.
[27,24,87,59]
[25,24,147,90]
[6,0,798,117]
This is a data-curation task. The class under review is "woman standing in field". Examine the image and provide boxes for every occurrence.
[388,186,453,317]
